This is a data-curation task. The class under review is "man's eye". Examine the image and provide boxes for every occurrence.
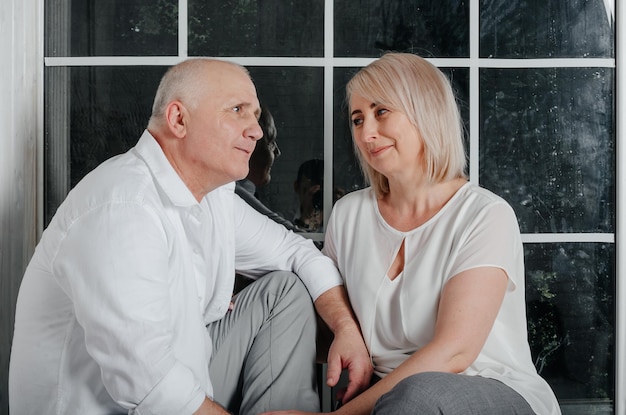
[233,106,242,113]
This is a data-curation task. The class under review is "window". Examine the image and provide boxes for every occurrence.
[44,1,617,412]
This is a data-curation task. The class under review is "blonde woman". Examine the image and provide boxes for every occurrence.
[264,53,560,415]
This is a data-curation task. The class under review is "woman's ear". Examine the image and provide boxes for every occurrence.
[165,101,187,138]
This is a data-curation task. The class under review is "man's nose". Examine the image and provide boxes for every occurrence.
[247,121,263,141]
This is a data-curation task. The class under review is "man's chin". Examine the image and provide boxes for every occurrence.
[235,167,250,181]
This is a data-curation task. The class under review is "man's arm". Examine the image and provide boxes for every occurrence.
[233,197,371,401]
[314,286,372,404]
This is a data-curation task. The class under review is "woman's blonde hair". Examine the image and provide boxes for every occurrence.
[346,53,467,197]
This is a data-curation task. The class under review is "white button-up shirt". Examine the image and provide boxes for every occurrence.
[9,130,343,414]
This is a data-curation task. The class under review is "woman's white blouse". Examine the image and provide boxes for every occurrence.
[323,184,561,415]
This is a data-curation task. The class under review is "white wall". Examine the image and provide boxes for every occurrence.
[0,0,42,412]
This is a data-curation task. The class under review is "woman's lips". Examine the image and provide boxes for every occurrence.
[369,145,392,156]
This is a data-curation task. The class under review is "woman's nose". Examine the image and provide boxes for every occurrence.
[360,119,378,142]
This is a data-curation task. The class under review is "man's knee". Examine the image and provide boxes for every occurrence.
[263,271,310,301]
[256,271,315,318]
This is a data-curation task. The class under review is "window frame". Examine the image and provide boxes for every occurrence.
[39,0,623,412]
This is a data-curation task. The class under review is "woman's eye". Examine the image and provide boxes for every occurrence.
[376,108,388,116]
[352,118,363,126]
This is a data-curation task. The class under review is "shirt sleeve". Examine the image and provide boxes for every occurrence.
[320,206,339,269]
[447,200,523,291]
[233,195,343,300]
[53,202,206,414]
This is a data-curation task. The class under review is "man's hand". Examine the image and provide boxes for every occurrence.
[325,323,372,403]
[193,397,232,415]
[314,287,372,404]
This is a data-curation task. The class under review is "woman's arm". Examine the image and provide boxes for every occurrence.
[261,267,509,415]
[333,266,509,415]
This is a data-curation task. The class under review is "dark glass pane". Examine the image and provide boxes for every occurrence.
[333,67,365,195]
[248,67,324,225]
[335,0,469,58]
[44,66,166,222]
[188,0,323,57]
[333,66,470,196]
[45,0,178,56]
[480,0,614,58]
[480,68,614,233]
[525,243,614,406]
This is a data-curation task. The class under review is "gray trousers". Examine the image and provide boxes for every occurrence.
[373,372,536,415]
[207,271,319,415]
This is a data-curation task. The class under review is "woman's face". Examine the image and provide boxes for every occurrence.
[349,93,424,181]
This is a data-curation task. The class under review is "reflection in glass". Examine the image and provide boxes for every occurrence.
[480,0,614,58]
[525,243,614,405]
[247,67,324,223]
[333,67,365,195]
[45,0,178,56]
[480,68,614,234]
[188,0,323,57]
[333,65,470,196]
[335,0,469,58]
[44,66,166,223]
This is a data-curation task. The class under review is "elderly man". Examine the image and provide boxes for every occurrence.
[9,58,371,415]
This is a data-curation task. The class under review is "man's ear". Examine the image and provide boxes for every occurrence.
[165,101,187,138]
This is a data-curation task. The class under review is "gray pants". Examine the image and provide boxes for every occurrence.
[373,372,536,415]
[207,271,319,415]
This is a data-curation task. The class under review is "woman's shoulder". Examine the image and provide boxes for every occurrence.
[457,183,512,211]
[451,183,520,234]
[334,187,374,209]
[328,187,378,228]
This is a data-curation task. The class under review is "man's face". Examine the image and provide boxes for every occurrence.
[183,65,263,189]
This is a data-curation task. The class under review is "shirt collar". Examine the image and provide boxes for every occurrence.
[135,130,199,207]
[135,130,237,207]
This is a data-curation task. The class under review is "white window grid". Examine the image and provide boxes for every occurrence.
[42,0,624,412]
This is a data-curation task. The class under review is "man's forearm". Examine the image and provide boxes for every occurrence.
[314,285,372,401]
[313,285,361,335]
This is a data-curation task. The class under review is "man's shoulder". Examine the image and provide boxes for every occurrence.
[62,149,158,216]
